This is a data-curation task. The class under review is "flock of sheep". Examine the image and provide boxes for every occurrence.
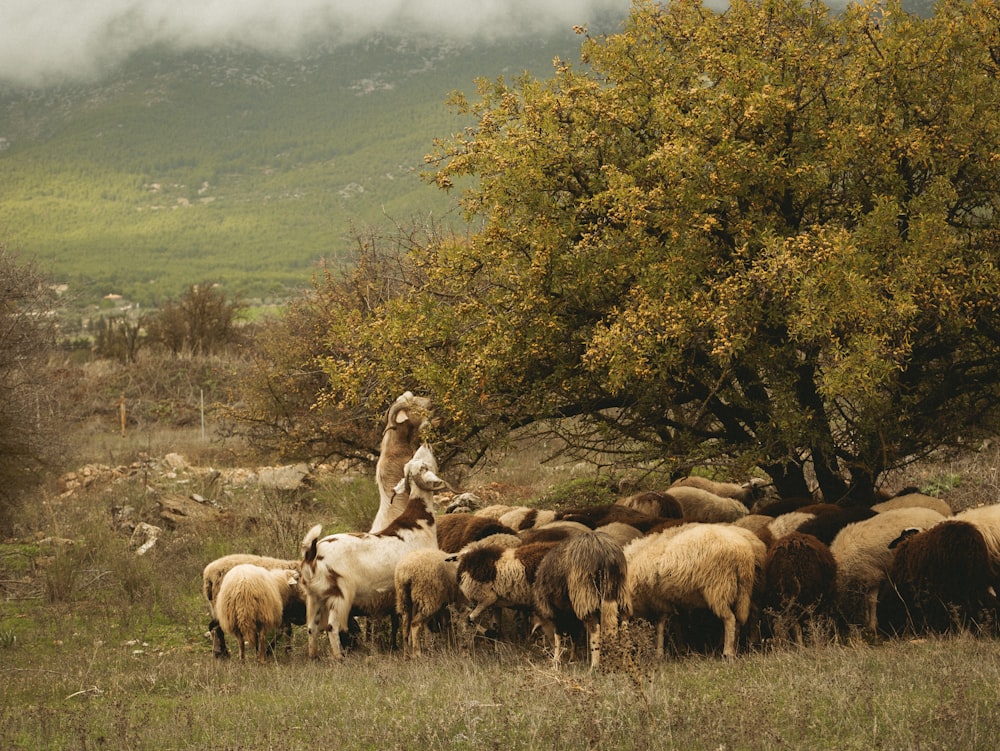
[202,393,1000,665]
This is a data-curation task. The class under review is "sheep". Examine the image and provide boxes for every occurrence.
[670,475,769,509]
[755,497,818,518]
[394,548,463,658]
[953,504,1000,590]
[829,507,945,632]
[595,521,644,548]
[371,391,434,533]
[765,511,817,540]
[454,540,561,625]
[661,486,749,523]
[872,493,952,517]
[498,506,557,531]
[436,513,517,554]
[759,532,838,646]
[615,490,683,519]
[473,504,520,521]
[624,523,766,658]
[518,521,591,545]
[300,442,445,660]
[879,520,998,635]
[557,503,666,532]
[531,530,629,668]
[214,563,302,663]
[795,506,877,546]
[201,553,303,658]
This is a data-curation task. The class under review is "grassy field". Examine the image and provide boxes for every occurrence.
[3,416,1000,750]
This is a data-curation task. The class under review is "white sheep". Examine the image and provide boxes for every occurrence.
[670,475,768,509]
[624,523,766,658]
[371,391,433,533]
[214,563,302,663]
[663,485,749,523]
[829,506,945,632]
[300,442,445,659]
[201,553,302,658]
[532,530,629,668]
[394,548,463,658]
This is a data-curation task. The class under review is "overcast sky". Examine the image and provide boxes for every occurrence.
[1,0,636,87]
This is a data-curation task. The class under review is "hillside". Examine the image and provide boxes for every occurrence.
[0,33,586,307]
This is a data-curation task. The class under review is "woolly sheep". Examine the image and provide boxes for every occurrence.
[765,512,817,540]
[394,548,463,658]
[662,486,749,524]
[872,493,952,517]
[300,443,445,659]
[595,521,644,548]
[473,504,520,520]
[615,491,683,519]
[880,520,997,635]
[796,506,877,546]
[215,563,302,663]
[532,531,629,668]
[953,504,1000,590]
[454,540,560,624]
[829,507,945,632]
[557,503,666,532]
[371,391,434,533]
[760,532,838,646]
[201,553,302,658]
[518,521,590,545]
[670,475,769,509]
[436,513,517,553]
[498,506,557,531]
[624,523,766,658]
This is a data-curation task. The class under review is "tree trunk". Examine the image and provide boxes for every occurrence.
[762,460,812,500]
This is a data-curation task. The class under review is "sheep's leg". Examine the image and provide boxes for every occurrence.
[586,617,601,669]
[209,619,229,659]
[720,607,738,658]
[305,593,324,659]
[865,587,880,633]
[655,616,668,659]
[400,611,412,658]
[254,632,267,665]
[409,617,424,658]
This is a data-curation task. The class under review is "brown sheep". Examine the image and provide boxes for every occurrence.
[760,532,838,646]
[880,521,998,635]
[532,531,629,668]
[436,513,517,553]
[615,490,683,519]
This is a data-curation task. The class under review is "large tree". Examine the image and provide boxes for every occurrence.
[313,0,1000,502]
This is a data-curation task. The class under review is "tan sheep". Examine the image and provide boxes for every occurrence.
[830,506,945,632]
[395,548,463,658]
[201,553,301,658]
[624,523,766,658]
[215,563,302,663]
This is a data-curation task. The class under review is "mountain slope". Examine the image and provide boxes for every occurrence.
[1,35,583,305]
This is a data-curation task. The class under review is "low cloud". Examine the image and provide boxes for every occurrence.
[1,0,632,86]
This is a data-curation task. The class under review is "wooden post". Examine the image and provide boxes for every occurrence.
[119,393,126,438]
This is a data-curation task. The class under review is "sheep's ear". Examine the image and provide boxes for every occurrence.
[395,408,410,425]
[889,527,921,549]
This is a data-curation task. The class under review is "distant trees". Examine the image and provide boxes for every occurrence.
[0,245,60,528]
[145,283,243,356]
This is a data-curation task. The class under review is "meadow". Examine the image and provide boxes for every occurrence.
[3,402,1000,750]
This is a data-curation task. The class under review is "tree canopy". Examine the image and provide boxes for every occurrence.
[249,0,1000,502]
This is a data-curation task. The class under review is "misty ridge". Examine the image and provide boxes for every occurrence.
[2,0,642,88]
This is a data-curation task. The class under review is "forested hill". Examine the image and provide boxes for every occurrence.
[0,34,582,307]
